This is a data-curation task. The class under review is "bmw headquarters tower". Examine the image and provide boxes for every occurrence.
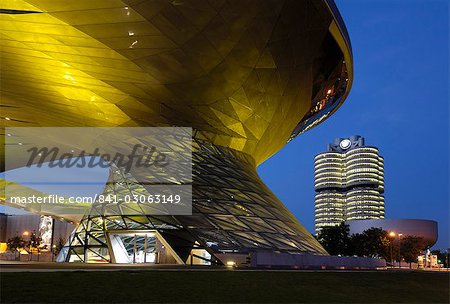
[1,0,353,264]
[314,136,385,233]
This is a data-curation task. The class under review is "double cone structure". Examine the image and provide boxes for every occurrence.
[0,0,353,264]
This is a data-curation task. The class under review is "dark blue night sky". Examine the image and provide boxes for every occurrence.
[259,0,449,249]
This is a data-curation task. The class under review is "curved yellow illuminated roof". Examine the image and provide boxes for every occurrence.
[1,0,353,166]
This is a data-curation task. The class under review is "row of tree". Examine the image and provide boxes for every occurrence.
[315,223,425,267]
[6,232,65,260]
[7,232,44,253]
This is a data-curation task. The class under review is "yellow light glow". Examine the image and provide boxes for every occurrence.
[63,74,75,81]
[389,231,396,237]
[226,261,236,267]
[0,243,7,253]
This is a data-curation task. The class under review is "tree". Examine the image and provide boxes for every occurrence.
[400,235,425,268]
[7,236,25,253]
[349,232,367,257]
[349,228,390,259]
[28,231,43,250]
[27,231,43,261]
[316,223,352,256]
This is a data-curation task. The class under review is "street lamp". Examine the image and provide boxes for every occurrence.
[52,244,57,262]
[389,231,396,268]
[446,249,449,269]
[398,233,403,268]
[22,231,30,261]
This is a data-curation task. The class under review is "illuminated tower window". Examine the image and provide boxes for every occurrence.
[314,136,385,233]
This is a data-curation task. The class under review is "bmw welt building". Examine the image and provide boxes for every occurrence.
[0,0,381,267]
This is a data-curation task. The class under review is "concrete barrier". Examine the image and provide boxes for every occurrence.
[0,252,54,262]
[250,252,386,269]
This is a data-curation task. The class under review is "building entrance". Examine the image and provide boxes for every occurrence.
[108,231,181,264]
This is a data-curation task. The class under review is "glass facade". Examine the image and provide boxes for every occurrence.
[1,0,353,262]
[58,140,327,263]
[314,136,385,233]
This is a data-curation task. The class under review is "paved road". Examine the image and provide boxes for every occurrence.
[1,261,448,273]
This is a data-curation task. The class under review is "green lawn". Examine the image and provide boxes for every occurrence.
[1,270,448,303]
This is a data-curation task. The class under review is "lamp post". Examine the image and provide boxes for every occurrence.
[52,244,57,262]
[446,249,449,269]
[389,231,396,268]
[22,231,30,261]
[398,233,403,268]
[22,231,29,237]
